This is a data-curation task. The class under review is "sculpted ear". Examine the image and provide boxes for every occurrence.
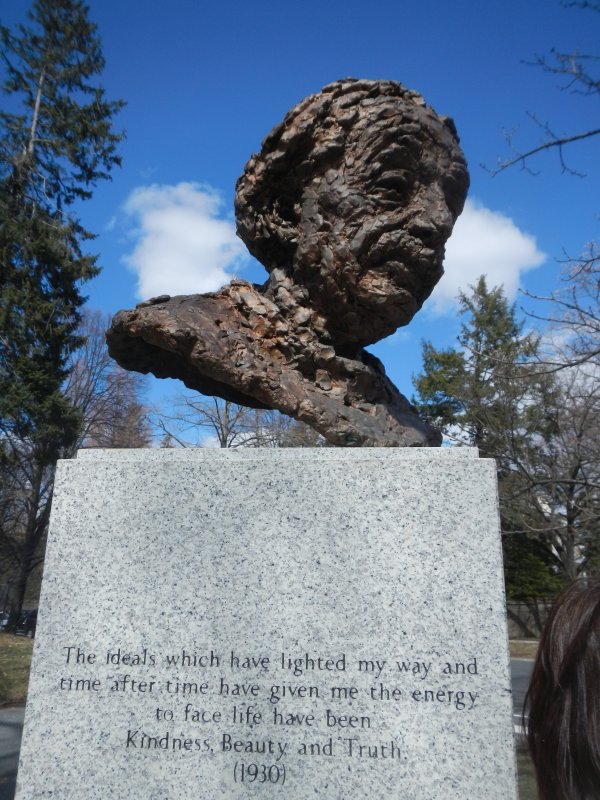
[234,94,350,275]
[235,180,301,272]
[235,146,309,272]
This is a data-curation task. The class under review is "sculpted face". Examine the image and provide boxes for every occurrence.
[235,79,469,347]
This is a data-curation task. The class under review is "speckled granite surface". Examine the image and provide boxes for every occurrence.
[76,446,479,460]
[16,449,517,799]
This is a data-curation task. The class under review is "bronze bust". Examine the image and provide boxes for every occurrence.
[107,79,469,446]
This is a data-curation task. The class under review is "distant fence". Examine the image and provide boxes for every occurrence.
[506,601,552,639]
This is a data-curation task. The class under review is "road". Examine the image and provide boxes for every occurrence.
[0,708,24,800]
[0,659,534,799]
[511,657,534,737]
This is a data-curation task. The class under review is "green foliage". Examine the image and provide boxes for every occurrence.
[0,0,124,462]
[413,275,540,454]
[413,277,569,608]
[0,204,87,461]
[0,0,124,208]
[503,533,565,602]
[413,343,465,431]
[0,0,124,617]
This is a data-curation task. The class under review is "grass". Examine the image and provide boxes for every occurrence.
[509,639,538,659]
[0,633,33,706]
[517,745,538,800]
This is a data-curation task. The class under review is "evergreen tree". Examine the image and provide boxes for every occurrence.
[413,277,566,629]
[0,0,124,620]
[0,0,124,462]
[413,276,540,455]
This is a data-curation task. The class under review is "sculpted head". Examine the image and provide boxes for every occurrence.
[235,79,469,347]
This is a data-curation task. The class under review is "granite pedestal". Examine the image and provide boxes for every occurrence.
[16,448,517,799]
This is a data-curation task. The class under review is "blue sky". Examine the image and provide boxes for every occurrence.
[3,0,599,412]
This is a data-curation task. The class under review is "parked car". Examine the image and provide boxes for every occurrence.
[0,611,9,631]
[15,609,37,637]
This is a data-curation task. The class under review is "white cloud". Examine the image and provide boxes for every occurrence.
[428,199,546,315]
[121,182,247,300]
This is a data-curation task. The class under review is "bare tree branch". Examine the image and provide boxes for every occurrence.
[487,127,600,176]
[487,1,599,176]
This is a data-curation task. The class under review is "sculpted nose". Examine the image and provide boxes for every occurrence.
[407,183,453,244]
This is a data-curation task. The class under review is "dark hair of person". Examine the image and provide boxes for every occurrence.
[525,577,600,800]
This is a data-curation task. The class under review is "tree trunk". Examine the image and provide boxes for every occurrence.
[26,66,46,159]
[7,462,47,630]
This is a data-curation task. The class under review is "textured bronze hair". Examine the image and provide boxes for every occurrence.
[235,78,469,346]
[525,577,600,800]
[235,79,465,266]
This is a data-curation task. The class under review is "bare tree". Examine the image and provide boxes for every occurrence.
[500,369,600,581]
[154,395,327,449]
[0,438,54,621]
[525,249,600,372]
[490,1,600,176]
[489,2,600,380]
[154,397,260,448]
[65,311,151,449]
[0,311,150,620]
